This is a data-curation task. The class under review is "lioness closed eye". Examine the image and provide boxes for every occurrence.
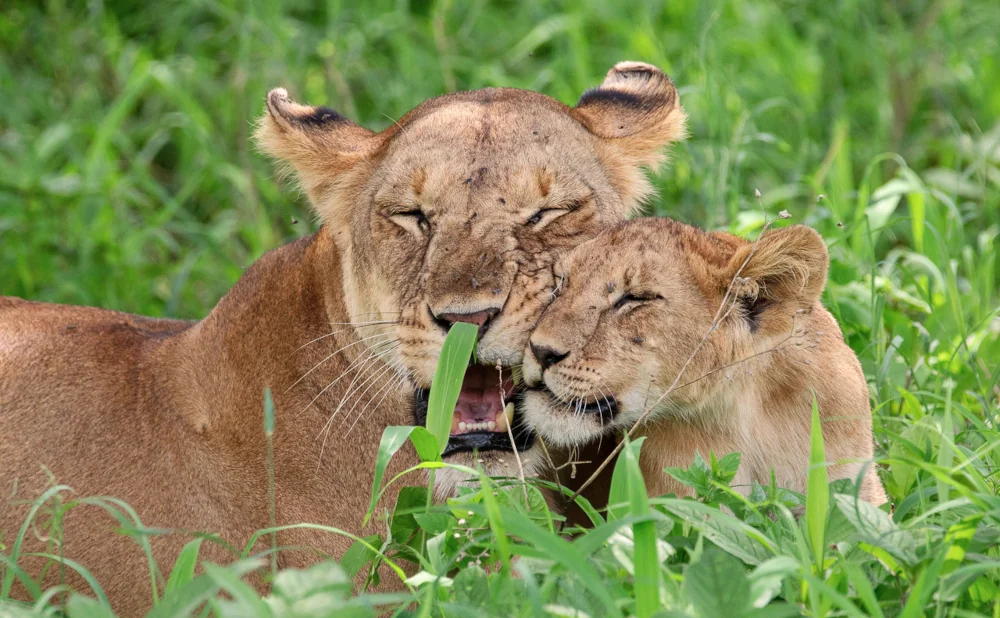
[0,63,685,614]
[521,218,887,505]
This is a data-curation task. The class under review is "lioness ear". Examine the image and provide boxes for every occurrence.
[254,88,381,214]
[571,62,687,209]
[726,225,829,331]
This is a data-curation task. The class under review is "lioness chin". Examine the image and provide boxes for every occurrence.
[0,62,685,614]
[521,218,888,506]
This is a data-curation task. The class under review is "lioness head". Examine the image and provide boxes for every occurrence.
[255,63,685,465]
[522,218,829,447]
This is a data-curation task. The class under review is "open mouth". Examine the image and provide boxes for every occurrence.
[412,364,536,457]
[532,385,619,418]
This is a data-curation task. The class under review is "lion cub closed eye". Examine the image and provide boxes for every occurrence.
[521,218,887,505]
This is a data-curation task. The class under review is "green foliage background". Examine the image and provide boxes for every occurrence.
[1,0,999,616]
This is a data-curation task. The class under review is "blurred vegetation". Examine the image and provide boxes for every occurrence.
[1,0,999,616]
[2,0,997,319]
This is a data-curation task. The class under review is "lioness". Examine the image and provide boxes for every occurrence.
[521,218,887,504]
[0,63,685,613]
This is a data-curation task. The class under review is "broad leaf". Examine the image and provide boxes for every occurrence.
[453,566,490,608]
[654,499,774,565]
[685,549,750,617]
[834,494,919,566]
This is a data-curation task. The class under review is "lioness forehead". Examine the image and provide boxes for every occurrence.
[371,89,607,214]
[396,87,576,128]
[387,88,593,153]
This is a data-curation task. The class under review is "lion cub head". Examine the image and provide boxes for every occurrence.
[521,218,830,447]
[255,63,685,461]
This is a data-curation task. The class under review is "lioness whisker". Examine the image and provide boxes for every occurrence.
[292,322,398,355]
[335,357,405,432]
[323,319,400,327]
[301,339,400,412]
[317,357,407,467]
[309,349,400,451]
[342,359,410,437]
[287,330,397,392]
[355,366,410,431]
[318,343,401,430]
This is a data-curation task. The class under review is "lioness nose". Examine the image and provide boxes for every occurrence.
[530,342,569,371]
[436,308,499,332]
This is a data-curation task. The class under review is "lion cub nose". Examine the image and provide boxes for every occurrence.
[529,342,569,371]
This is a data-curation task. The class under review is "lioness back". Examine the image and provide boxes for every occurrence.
[0,297,261,611]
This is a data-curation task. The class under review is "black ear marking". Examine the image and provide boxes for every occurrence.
[740,295,770,333]
[265,88,347,128]
[576,81,675,113]
[296,106,347,127]
[577,88,643,110]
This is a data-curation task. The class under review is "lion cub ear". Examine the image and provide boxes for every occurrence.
[726,225,829,331]
[255,88,381,214]
[571,62,687,209]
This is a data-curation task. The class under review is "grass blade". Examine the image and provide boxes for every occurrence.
[148,559,264,618]
[264,387,277,580]
[898,549,948,618]
[607,436,645,522]
[426,322,478,455]
[806,393,829,572]
[21,552,110,609]
[1,484,72,598]
[364,426,420,526]
[499,508,622,617]
[615,437,660,618]
[164,538,203,595]
[202,562,273,616]
[64,594,116,618]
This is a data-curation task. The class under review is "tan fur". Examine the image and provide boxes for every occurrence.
[522,219,888,506]
[0,62,685,614]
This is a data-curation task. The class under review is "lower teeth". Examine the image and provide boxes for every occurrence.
[455,403,515,434]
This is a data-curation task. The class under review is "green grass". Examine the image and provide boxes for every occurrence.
[2,0,999,616]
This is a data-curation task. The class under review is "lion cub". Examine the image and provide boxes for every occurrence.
[521,218,887,504]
